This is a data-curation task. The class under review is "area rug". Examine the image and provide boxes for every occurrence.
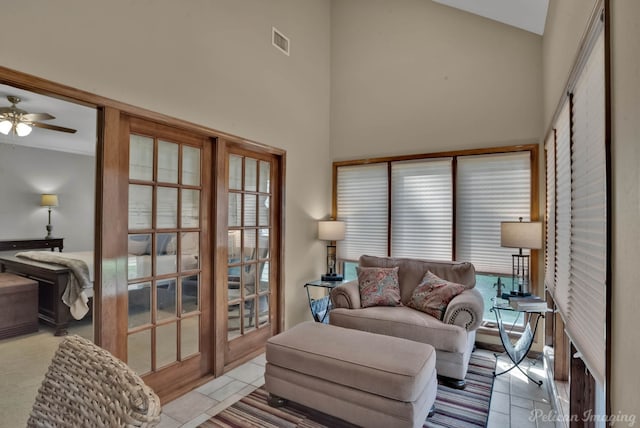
[199,352,495,428]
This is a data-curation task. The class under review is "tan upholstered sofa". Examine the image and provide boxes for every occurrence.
[329,255,484,387]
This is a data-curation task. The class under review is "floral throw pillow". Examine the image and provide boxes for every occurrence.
[357,266,401,308]
[407,271,466,320]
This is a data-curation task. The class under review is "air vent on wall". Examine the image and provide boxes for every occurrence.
[272,27,290,56]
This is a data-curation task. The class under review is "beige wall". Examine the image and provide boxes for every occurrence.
[330,0,544,347]
[610,0,640,419]
[330,0,542,160]
[544,0,640,417]
[542,0,598,128]
[1,0,332,328]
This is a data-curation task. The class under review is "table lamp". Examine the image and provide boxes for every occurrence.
[318,220,345,281]
[41,194,59,239]
[500,217,542,296]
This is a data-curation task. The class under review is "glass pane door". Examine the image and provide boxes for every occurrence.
[126,120,210,386]
[227,155,272,341]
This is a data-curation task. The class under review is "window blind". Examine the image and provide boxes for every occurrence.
[391,158,452,260]
[554,100,571,318]
[567,29,606,386]
[456,152,531,274]
[544,132,556,294]
[336,164,388,260]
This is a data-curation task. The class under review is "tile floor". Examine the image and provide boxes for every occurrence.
[159,353,266,428]
[159,350,565,428]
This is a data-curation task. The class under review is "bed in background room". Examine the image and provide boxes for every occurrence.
[0,233,199,336]
[0,251,93,336]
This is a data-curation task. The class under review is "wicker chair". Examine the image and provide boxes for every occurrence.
[28,335,161,427]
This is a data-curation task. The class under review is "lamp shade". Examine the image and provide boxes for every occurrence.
[501,220,542,249]
[40,194,59,207]
[318,220,345,241]
[15,122,32,137]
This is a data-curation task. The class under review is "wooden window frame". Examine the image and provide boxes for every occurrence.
[332,144,539,311]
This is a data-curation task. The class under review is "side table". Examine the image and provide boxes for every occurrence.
[304,279,351,323]
[491,300,550,386]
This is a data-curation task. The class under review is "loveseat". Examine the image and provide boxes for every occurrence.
[329,255,484,387]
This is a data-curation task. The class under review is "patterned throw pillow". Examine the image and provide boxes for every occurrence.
[357,266,401,308]
[407,271,466,320]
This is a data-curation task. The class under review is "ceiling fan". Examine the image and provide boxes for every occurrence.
[0,95,77,137]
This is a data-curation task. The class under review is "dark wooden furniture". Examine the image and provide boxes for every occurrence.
[0,238,64,252]
[0,272,39,339]
[0,256,71,336]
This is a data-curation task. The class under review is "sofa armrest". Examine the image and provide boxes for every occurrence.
[443,288,484,331]
[329,280,361,309]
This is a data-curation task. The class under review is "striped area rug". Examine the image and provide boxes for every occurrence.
[200,352,495,428]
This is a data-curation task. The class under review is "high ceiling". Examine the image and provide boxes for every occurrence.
[433,0,549,35]
[0,84,97,156]
[0,2,546,158]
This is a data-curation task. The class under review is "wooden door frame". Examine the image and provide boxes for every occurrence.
[0,66,286,377]
[215,141,284,374]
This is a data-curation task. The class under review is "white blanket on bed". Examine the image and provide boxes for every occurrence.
[16,251,92,320]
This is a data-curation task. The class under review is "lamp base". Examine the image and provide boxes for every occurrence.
[45,224,53,240]
[510,290,531,297]
[321,273,343,282]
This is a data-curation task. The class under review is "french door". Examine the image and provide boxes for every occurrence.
[220,143,281,366]
[124,116,212,396]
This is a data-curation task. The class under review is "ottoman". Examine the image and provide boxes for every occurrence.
[265,322,437,428]
[0,272,38,339]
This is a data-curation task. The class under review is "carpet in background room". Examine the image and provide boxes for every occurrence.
[200,352,495,428]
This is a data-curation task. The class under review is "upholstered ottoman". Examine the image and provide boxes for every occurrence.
[265,321,437,428]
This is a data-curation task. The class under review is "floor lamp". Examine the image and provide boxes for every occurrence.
[318,220,345,281]
[500,217,542,297]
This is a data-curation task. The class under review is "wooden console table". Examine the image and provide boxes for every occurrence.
[0,238,64,252]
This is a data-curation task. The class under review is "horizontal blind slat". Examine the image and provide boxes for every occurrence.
[554,100,571,319]
[566,29,606,386]
[456,152,531,274]
[337,164,388,260]
[391,158,453,260]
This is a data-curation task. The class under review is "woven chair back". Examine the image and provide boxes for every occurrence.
[28,335,161,427]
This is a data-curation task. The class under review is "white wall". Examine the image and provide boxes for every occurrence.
[0,0,332,328]
[544,0,640,417]
[330,0,543,160]
[0,144,95,252]
[542,0,598,127]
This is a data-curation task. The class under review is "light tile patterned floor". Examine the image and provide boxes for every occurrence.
[160,350,564,427]
[484,350,565,428]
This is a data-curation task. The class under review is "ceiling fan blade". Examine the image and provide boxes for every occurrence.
[22,112,55,121]
[31,122,77,134]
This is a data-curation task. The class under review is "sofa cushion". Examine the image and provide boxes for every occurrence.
[359,255,476,304]
[356,266,401,308]
[330,306,468,354]
[407,271,466,320]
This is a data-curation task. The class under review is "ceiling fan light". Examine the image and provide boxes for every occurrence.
[15,122,32,137]
[0,120,12,135]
